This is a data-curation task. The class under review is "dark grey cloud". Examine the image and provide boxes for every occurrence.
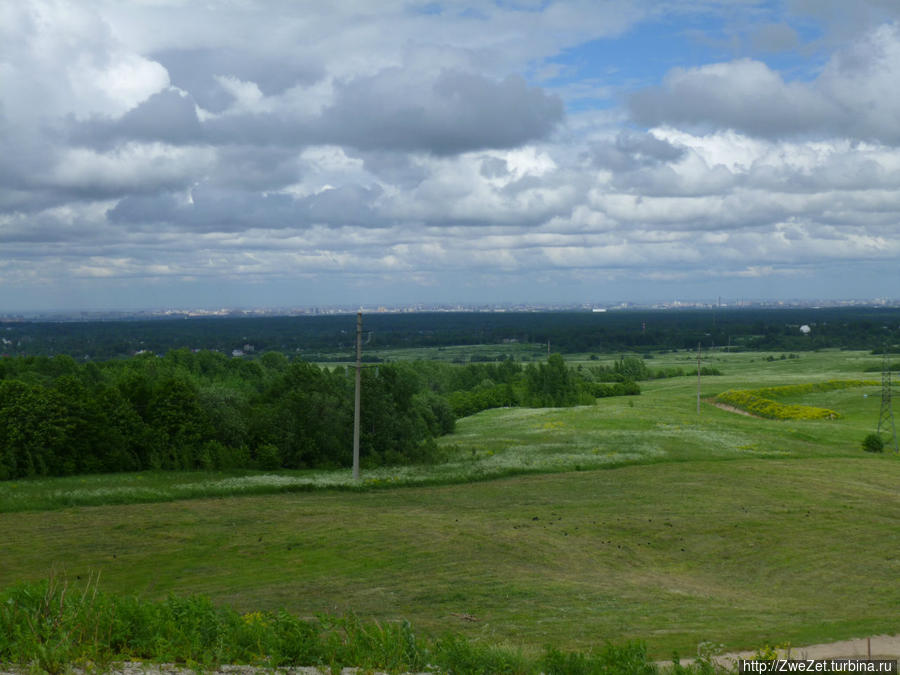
[152,48,324,112]
[106,191,181,225]
[0,115,51,189]
[745,155,900,193]
[107,183,385,233]
[1,185,129,214]
[320,69,564,154]
[68,68,564,156]
[499,173,546,196]
[300,184,384,227]
[0,137,59,213]
[213,146,302,190]
[612,163,735,197]
[199,111,310,146]
[1,116,203,215]
[0,209,121,246]
[589,131,685,171]
[480,157,510,178]
[107,187,300,232]
[629,58,831,138]
[353,151,429,188]
[69,89,203,149]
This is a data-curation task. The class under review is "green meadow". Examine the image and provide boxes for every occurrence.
[1,349,898,660]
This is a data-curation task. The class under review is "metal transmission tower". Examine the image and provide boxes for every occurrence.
[877,350,899,453]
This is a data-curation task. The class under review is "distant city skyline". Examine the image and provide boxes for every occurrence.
[4,296,900,322]
[3,1,900,312]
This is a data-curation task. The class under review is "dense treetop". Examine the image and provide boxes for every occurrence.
[2,308,899,360]
[0,349,644,480]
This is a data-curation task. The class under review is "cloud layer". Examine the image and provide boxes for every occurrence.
[2,0,900,310]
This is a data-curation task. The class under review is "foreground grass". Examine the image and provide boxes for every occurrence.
[2,577,717,674]
[1,349,897,662]
[2,458,898,659]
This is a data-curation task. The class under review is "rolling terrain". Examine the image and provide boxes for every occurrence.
[1,349,897,658]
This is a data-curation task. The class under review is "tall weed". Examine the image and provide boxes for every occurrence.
[1,578,744,674]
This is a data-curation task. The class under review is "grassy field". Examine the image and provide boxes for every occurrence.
[1,349,898,659]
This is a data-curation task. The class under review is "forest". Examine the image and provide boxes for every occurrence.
[1,306,896,480]
[0,350,641,480]
[2,307,899,359]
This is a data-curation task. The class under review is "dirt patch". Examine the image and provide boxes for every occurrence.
[706,399,762,418]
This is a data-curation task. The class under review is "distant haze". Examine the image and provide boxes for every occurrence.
[2,1,900,312]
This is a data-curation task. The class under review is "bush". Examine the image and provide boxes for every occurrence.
[255,443,282,470]
[713,380,876,421]
[590,381,641,398]
[862,433,885,453]
[715,389,839,421]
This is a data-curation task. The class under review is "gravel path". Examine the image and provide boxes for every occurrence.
[672,634,900,668]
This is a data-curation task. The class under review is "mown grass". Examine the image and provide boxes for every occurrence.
[1,458,898,659]
[1,349,898,664]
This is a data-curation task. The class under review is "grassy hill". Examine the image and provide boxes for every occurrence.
[1,349,897,659]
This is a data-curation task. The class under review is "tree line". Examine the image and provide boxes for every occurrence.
[3,307,898,359]
[0,350,640,480]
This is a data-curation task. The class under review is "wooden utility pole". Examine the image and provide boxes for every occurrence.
[353,311,362,479]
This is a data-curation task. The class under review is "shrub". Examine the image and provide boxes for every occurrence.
[255,444,282,470]
[862,433,885,453]
[715,389,839,421]
[714,380,876,421]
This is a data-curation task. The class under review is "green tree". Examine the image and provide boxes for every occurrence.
[146,376,208,469]
[524,354,579,407]
[614,356,650,381]
[0,380,72,478]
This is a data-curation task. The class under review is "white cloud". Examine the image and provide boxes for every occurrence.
[630,22,900,145]
[51,143,215,195]
[0,1,168,122]
[3,0,900,309]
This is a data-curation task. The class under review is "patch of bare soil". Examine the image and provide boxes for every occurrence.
[706,399,761,418]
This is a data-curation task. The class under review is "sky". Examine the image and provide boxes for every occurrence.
[2,0,900,312]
